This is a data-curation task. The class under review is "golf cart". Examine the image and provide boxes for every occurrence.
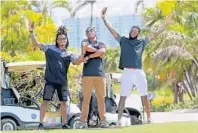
[78,73,144,127]
[0,61,81,131]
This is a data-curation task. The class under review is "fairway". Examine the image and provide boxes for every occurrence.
[2,122,198,133]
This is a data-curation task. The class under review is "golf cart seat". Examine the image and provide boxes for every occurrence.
[11,88,21,103]
[1,87,35,106]
[1,88,19,105]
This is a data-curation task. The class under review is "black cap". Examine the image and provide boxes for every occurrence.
[85,27,95,34]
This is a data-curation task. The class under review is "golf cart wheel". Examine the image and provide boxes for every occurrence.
[1,118,17,131]
[130,115,142,125]
[69,116,81,129]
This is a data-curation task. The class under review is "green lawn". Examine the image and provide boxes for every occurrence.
[113,83,138,94]
[3,122,198,133]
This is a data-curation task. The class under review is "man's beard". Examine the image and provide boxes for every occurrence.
[129,35,138,40]
[88,35,97,41]
[129,31,138,40]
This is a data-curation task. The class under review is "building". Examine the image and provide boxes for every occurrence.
[62,15,142,48]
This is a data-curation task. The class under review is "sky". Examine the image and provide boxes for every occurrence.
[51,0,157,25]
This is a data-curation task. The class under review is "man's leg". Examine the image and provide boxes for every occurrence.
[117,96,127,124]
[40,100,49,124]
[60,101,68,127]
[141,95,151,121]
[135,70,151,123]
[81,77,94,127]
[94,77,106,120]
[57,85,69,126]
[38,82,55,129]
[117,68,133,126]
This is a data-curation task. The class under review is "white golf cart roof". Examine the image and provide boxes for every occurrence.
[6,61,81,72]
[6,61,46,72]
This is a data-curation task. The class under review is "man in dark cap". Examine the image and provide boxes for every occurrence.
[80,27,109,128]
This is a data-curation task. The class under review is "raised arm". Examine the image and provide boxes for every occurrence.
[101,7,121,42]
[88,48,105,59]
[147,13,173,42]
[83,43,106,63]
[28,20,41,47]
[81,40,97,55]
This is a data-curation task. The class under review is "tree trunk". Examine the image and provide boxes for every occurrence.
[186,70,196,97]
[174,83,178,104]
[192,58,198,68]
[182,80,193,100]
[90,2,93,27]
[192,79,198,94]
[192,62,198,94]
[187,67,196,97]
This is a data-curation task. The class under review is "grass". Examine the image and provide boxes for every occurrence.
[113,83,120,94]
[113,83,138,94]
[3,122,198,133]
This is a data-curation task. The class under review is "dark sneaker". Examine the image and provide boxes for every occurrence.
[99,120,109,128]
[37,123,44,130]
[78,121,88,129]
[62,124,70,129]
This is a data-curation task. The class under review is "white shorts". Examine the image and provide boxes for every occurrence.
[120,68,148,97]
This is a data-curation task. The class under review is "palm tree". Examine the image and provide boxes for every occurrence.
[142,1,198,100]
[30,0,71,17]
[30,1,49,16]
[135,0,145,13]
[70,0,96,27]
[103,47,120,73]
[154,45,198,67]
[1,1,31,53]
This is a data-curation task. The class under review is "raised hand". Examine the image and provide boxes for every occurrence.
[28,20,35,31]
[83,56,89,63]
[165,13,173,25]
[101,7,107,19]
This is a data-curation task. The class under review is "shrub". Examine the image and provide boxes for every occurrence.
[151,95,198,112]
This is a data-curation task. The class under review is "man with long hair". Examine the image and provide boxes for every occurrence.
[28,21,84,129]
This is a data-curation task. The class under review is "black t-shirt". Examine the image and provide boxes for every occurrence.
[82,39,106,77]
[40,44,77,85]
[118,36,149,69]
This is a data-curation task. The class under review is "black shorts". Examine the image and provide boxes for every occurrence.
[43,82,68,101]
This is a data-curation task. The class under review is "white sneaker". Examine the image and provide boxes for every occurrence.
[116,120,122,128]
[146,118,152,124]
[99,120,109,128]
[78,120,88,129]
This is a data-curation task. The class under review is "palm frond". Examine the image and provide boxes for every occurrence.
[135,0,144,13]
[51,0,71,12]
[70,2,88,18]
[154,45,191,63]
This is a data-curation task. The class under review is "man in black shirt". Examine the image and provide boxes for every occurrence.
[29,21,84,129]
[80,27,108,128]
[101,7,173,125]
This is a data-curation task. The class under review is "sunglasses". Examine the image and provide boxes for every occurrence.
[86,29,95,34]
[57,37,67,41]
